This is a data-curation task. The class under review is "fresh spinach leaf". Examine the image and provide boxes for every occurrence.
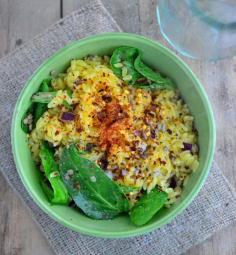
[110,46,142,84]
[39,142,70,205]
[134,55,174,88]
[66,88,73,98]
[130,189,168,226]
[21,79,53,133]
[59,144,130,220]
[40,179,54,202]
[111,47,175,90]
[62,100,73,110]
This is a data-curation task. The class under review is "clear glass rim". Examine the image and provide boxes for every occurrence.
[187,0,236,31]
[156,2,236,60]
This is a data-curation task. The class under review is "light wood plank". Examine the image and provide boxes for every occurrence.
[0,173,54,255]
[138,1,236,254]
[0,0,60,254]
[0,0,9,57]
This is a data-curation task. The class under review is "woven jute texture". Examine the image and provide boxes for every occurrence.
[0,1,236,254]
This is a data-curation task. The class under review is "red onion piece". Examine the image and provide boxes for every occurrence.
[150,129,156,139]
[97,111,107,121]
[60,112,75,121]
[98,153,108,170]
[183,142,192,151]
[134,130,141,137]
[169,175,177,189]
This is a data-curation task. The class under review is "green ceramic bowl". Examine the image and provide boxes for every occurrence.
[11,33,215,238]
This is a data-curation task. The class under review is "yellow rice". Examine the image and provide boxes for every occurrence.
[28,55,199,205]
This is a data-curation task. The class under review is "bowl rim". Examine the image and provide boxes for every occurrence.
[11,32,216,238]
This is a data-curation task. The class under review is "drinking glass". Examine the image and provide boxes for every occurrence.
[156,0,236,60]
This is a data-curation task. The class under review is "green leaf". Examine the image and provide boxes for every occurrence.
[40,180,54,202]
[39,142,70,205]
[134,55,175,88]
[110,46,142,84]
[59,144,130,220]
[130,189,168,226]
[31,92,56,103]
[62,100,73,110]
[21,79,53,133]
[110,47,175,90]
[66,89,73,98]
[41,78,52,87]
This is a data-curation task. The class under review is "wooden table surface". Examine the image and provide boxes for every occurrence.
[0,0,236,254]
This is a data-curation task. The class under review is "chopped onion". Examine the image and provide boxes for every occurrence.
[138,142,147,152]
[60,112,75,121]
[183,142,192,151]
[97,111,106,121]
[134,130,141,137]
[134,168,139,175]
[85,143,96,152]
[150,129,156,139]
[122,169,128,176]
[169,175,177,189]
[98,154,108,170]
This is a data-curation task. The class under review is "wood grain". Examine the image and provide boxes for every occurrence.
[0,0,235,254]
[0,0,59,254]
[138,1,236,254]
